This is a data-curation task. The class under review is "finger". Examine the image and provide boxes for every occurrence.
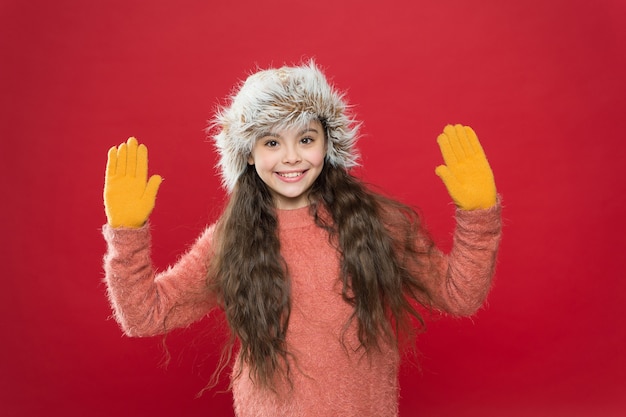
[106,146,118,177]
[116,142,127,176]
[443,124,466,160]
[437,132,458,167]
[455,124,473,157]
[464,126,487,158]
[144,175,163,200]
[126,137,138,177]
[136,143,148,185]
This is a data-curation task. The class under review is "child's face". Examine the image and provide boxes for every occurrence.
[248,120,326,209]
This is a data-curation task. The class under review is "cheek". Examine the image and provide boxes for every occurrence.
[310,148,327,167]
[315,155,325,168]
[252,154,281,180]
[249,148,272,170]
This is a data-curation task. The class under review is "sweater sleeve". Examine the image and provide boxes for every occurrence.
[102,223,218,337]
[416,200,502,316]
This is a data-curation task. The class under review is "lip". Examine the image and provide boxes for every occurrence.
[274,170,307,183]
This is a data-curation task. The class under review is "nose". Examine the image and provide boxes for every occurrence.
[282,143,301,164]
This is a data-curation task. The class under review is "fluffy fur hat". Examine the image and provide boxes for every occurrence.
[212,61,360,192]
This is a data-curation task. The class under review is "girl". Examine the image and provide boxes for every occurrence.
[102,61,501,416]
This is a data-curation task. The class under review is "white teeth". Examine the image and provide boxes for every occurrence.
[279,172,302,178]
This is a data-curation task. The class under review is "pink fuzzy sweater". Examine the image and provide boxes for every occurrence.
[102,203,501,416]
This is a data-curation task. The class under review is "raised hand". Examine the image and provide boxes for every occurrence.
[435,125,496,210]
[104,137,162,228]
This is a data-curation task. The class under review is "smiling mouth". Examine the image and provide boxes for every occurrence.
[277,171,304,178]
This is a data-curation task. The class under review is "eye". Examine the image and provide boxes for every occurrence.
[264,139,279,147]
[300,136,314,144]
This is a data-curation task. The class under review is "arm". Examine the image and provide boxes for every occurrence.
[102,137,217,336]
[421,203,502,316]
[102,223,218,337]
[421,125,501,315]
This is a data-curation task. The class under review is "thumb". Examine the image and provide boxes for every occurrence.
[435,164,454,186]
[144,174,163,200]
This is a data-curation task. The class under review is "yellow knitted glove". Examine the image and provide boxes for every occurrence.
[435,124,496,210]
[104,137,162,228]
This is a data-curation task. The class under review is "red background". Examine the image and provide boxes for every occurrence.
[2,0,625,416]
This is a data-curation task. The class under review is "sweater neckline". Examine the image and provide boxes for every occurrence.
[276,205,315,229]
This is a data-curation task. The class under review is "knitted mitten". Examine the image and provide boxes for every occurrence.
[104,137,162,228]
[435,125,497,210]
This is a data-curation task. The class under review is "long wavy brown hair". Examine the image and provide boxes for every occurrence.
[207,153,437,391]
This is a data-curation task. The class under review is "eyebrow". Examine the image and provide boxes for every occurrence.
[259,127,320,139]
